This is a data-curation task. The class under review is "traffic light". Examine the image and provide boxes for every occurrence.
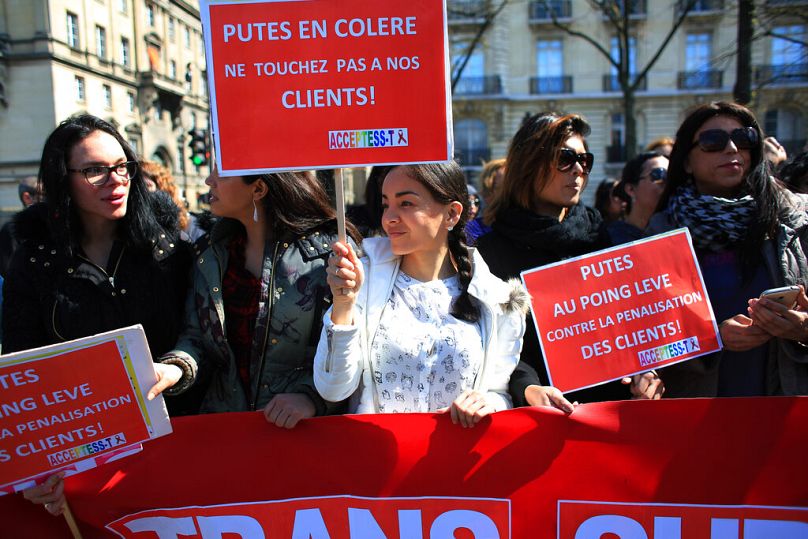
[188,128,209,167]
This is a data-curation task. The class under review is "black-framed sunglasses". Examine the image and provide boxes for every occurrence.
[690,127,758,153]
[557,148,594,175]
[644,167,667,183]
[68,161,138,187]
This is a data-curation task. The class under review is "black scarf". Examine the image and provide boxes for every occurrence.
[492,203,604,260]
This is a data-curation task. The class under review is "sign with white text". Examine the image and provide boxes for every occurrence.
[0,326,172,494]
[200,0,453,175]
[521,229,722,393]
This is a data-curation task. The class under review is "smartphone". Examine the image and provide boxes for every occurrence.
[759,285,801,308]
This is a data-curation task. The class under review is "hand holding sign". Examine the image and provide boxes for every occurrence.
[327,241,364,325]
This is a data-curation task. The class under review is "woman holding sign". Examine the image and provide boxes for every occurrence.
[157,168,360,426]
[3,115,192,515]
[476,113,658,410]
[314,162,528,426]
[649,101,808,397]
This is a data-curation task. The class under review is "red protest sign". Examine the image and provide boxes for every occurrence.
[201,0,452,174]
[521,229,722,394]
[0,326,172,493]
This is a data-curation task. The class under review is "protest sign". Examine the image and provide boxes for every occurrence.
[521,229,721,394]
[1,397,806,538]
[200,0,452,175]
[0,326,171,494]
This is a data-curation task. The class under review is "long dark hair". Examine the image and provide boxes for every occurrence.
[485,112,591,225]
[38,114,160,254]
[385,162,480,323]
[242,171,360,241]
[657,101,780,272]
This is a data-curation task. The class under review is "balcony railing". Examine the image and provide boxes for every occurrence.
[448,0,489,21]
[455,147,491,167]
[677,70,723,89]
[602,74,647,92]
[529,0,572,21]
[601,0,646,17]
[606,145,627,163]
[454,75,503,95]
[530,75,573,94]
[766,0,808,5]
[754,64,808,84]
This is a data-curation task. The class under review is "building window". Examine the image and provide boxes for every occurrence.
[607,113,626,162]
[534,39,568,93]
[153,100,162,122]
[454,118,490,167]
[772,25,807,66]
[146,4,155,27]
[765,108,806,156]
[168,17,176,42]
[128,137,139,153]
[121,37,131,68]
[184,27,191,49]
[607,36,637,90]
[103,84,112,109]
[67,12,80,49]
[128,91,136,113]
[96,26,107,59]
[75,76,85,102]
[119,0,127,14]
[686,33,712,72]
[169,60,177,79]
[451,41,487,94]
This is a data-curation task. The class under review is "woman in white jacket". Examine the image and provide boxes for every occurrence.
[314,162,529,427]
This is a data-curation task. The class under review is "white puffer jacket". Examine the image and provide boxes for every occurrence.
[314,237,530,413]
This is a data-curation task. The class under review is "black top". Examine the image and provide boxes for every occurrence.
[477,203,630,406]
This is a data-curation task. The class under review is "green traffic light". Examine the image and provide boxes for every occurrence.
[191,154,205,166]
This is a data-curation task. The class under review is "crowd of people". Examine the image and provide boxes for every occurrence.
[4,100,808,515]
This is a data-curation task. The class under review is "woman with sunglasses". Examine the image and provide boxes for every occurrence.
[648,101,808,397]
[315,162,528,426]
[3,115,193,515]
[476,113,651,410]
[606,152,669,245]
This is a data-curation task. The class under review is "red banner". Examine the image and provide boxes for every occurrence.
[2,398,806,538]
[201,0,452,174]
[521,229,722,393]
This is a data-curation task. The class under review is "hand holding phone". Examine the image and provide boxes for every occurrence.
[758,285,801,309]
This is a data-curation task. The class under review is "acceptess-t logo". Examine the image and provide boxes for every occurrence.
[107,495,511,538]
[558,501,808,539]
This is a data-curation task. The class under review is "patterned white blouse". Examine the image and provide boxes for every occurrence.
[371,271,484,413]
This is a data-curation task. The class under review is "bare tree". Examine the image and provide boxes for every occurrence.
[448,0,510,91]
[542,0,699,159]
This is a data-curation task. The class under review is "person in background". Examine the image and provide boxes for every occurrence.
[477,113,659,410]
[606,152,669,245]
[593,178,625,223]
[645,136,674,158]
[315,162,527,426]
[465,159,504,245]
[0,176,41,277]
[346,165,393,238]
[779,152,808,195]
[139,160,205,241]
[156,167,360,427]
[648,101,808,397]
[5,114,192,516]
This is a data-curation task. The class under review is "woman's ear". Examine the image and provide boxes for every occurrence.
[253,180,268,201]
[447,200,464,228]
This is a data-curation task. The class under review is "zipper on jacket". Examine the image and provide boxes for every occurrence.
[77,246,126,289]
[250,241,280,411]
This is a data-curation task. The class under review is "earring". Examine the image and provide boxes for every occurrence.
[447,225,454,232]
[253,200,259,223]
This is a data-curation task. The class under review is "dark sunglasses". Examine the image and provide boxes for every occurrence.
[691,127,758,153]
[644,167,667,183]
[557,148,594,174]
[468,195,481,207]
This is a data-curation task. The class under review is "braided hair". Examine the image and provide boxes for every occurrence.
[389,162,480,323]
